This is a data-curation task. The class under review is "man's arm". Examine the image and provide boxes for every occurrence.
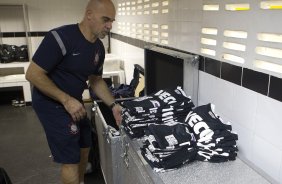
[88,75,122,125]
[25,61,86,122]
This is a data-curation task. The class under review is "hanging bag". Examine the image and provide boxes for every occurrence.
[0,167,12,184]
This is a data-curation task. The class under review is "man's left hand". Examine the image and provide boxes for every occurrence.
[112,104,123,126]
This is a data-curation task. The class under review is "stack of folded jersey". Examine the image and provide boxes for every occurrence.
[185,103,238,162]
[121,86,195,139]
[140,122,197,172]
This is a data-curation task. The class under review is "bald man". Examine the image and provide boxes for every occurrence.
[25,0,122,183]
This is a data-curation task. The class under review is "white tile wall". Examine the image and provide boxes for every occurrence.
[280,162,282,184]
[198,71,218,104]
[252,135,282,182]
[0,0,87,32]
[30,37,43,56]
[254,94,282,150]
[197,71,282,183]
[231,84,257,130]
[209,76,234,118]
[27,0,87,31]
[168,0,202,54]
[232,122,254,161]
[177,0,202,10]
[169,21,202,54]
[170,9,202,22]
[2,37,27,46]
[0,5,25,32]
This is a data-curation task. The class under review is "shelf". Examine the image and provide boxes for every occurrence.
[0,62,29,67]
[0,74,31,103]
[0,62,31,103]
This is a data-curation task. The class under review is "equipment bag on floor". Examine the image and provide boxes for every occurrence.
[0,167,12,184]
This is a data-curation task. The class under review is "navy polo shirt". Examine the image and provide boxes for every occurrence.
[32,24,105,103]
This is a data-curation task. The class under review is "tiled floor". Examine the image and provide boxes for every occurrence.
[0,104,105,184]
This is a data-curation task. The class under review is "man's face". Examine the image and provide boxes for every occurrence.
[88,3,116,39]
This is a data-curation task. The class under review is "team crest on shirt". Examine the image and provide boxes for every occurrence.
[68,122,79,134]
[93,52,99,66]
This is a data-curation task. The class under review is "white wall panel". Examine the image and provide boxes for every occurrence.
[252,135,282,182]
[111,39,144,84]
[30,37,43,56]
[198,71,282,183]
[232,122,255,162]
[280,163,282,184]
[254,94,282,150]
[231,84,257,130]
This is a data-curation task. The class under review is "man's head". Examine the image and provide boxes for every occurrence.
[83,0,116,40]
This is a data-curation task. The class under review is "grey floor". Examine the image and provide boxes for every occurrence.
[0,103,105,184]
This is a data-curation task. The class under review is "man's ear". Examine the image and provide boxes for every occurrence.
[86,9,93,20]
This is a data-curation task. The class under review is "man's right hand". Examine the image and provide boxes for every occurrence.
[62,96,86,122]
[26,62,87,122]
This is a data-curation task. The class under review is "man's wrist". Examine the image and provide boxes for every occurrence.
[109,101,118,109]
[61,94,71,106]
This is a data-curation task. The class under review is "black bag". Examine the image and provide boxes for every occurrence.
[14,45,29,62]
[0,167,12,184]
[0,44,16,63]
[0,44,29,63]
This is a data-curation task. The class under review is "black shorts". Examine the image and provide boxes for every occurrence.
[33,100,92,164]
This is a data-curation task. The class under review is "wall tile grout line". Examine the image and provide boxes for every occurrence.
[0,31,48,37]
[240,67,243,87]
[267,75,271,97]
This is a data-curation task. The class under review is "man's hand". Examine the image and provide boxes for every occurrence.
[112,104,123,126]
[62,96,86,122]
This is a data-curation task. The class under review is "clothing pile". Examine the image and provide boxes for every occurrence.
[121,88,239,172]
[121,86,195,139]
[185,103,238,162]
[140,122,197,172]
